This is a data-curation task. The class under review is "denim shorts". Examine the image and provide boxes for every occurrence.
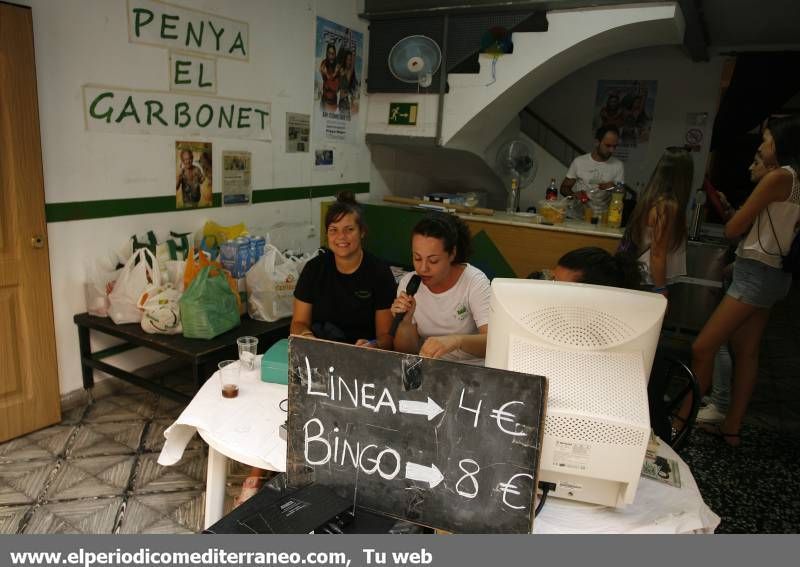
[726,257,792,308]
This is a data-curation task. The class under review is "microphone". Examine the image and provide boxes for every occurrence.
[389,274,422,337]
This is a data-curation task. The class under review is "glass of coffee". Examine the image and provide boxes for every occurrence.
[218,360,239,398]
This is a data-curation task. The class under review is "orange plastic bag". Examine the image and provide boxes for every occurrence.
[183,247,241,309]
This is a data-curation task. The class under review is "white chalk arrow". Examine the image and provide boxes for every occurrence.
[398,397,444,421]
[404,462,444,488]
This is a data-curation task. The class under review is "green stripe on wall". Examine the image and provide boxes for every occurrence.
[45,183,369,222]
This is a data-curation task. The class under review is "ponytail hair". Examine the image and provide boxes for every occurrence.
[412,212,472,264]
[324,191,366,234]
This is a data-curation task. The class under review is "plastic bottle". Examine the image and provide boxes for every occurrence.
[506,178,519,213]
[546,178,558,201]
[607,182,625,228]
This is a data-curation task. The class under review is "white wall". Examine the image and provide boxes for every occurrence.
[18,0,369,395]
[529,45,726,192]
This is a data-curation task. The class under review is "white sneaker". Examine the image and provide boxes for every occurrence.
[697,402,726,424]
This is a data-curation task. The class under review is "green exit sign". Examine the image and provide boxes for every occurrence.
[388,102,418,126]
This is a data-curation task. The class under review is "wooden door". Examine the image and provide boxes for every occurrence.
[0,3,61,442]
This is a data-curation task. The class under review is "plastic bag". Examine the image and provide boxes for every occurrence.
[201,220,248,248]
[180,266,240,339]
[108,248,160,324]
[165,260,187,291]
[183,247,240,309]
[138,284,182,334]
[246,245,305,322]
[85,263,121,317]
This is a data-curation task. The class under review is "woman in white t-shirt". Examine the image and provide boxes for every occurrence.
[690,116,800,446]
[392,213,491,363]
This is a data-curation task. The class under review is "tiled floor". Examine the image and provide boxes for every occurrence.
[1,281,798,533]
[0,381,255,534]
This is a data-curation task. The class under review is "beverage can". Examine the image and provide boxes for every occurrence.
[234,237,251,277]
[250,236,266,264]
[219,241,238,274]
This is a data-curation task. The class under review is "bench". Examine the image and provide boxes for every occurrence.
[74,312,290,402]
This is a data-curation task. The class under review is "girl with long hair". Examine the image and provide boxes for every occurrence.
[691,116,800,446]
[622,146,694,295]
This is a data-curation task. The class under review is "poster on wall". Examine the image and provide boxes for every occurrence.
[593,80,658,163]
[286,113,310,153]
[314,17,363,143]
[221,151,252,205]
[175,141,212,209]
[314,148,334,169]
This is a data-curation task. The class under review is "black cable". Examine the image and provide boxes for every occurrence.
[279,398,288,412]
[534,482,555,517]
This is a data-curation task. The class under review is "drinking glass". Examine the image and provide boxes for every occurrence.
[218,360,239,398]
[237,336,259,371]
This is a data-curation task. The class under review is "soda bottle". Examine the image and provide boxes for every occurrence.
[607,182,625,228]
[546,178,558,201]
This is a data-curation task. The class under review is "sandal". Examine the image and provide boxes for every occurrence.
[233,475,262,508]
[698,422,741,447]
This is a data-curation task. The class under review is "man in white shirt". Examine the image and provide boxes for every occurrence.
[560,125,625,198]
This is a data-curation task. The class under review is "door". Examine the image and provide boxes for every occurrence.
[0,3,61,442]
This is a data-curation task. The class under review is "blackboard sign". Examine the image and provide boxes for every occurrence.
[286,337,548,534]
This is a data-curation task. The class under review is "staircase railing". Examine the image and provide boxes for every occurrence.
[520,107,584,167]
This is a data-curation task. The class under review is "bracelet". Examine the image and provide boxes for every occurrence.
[652,286,668,293]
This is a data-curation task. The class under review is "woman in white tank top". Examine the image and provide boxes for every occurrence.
[689,116,800,446]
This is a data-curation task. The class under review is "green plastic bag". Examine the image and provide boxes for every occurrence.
[180,266,240,339]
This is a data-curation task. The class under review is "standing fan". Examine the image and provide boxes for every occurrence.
[388,35,442,88]
[495,140,537,213]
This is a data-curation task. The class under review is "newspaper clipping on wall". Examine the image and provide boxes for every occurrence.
[221,151,252,206]
[286,112,310,153]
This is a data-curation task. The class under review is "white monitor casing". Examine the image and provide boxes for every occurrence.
[486,278,667,507]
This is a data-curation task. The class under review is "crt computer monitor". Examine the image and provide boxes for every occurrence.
[485,278,667,507]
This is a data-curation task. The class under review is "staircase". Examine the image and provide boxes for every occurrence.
[366,2,686,157]
[520,108,584,167]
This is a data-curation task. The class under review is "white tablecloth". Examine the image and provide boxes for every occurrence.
[158,358,287,472]
[158,360,719,534]
[533,439,720,534]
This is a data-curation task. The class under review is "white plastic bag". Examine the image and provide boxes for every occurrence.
[108,248,161,324]
[165,260,187,292]
[85,264,121,317]
[246,245,301,322]
[138,283,182,334]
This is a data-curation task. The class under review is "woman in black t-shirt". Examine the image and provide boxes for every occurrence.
[291,192,396,348]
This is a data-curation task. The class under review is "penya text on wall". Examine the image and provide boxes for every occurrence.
[83,85,270,141]
[128,0,248,60]
[285,337,548,534]
[82,1,269,140]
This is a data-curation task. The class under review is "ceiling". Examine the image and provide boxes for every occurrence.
[360,0,800,61]
[701,0,800,52]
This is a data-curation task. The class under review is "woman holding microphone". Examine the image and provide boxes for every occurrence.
[391,213,491,363]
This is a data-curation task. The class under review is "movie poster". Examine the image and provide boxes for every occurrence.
[175,141,212,209]
[593,80,658,162]
[314,17,363,144]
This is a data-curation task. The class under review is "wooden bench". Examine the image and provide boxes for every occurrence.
[74,312,290,402]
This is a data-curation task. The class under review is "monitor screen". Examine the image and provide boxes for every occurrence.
[486,278,667,507]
